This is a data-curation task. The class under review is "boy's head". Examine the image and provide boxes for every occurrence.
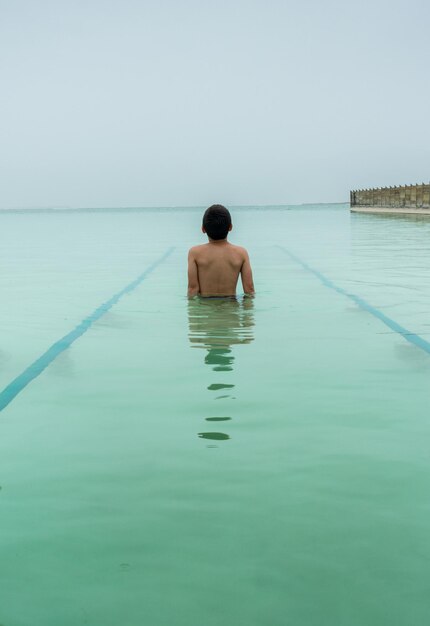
[202,204,232,240]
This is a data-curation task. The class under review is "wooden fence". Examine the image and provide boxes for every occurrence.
[350,184,430,209]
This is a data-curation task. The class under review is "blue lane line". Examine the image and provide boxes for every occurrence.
[0,247,175,412]
[277,245,430,355]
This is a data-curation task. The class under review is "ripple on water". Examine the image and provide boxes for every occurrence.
[205,417,232,421]
[207,383,235,390]
[198,432,230,440]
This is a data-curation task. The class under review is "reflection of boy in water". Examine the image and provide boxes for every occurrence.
[187,205,255,298]
[188,297,254,371]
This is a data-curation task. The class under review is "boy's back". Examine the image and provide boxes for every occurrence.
[187,205,254,298]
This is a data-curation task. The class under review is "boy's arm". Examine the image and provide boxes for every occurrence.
[240,249,255,295]
[187,248,200,297]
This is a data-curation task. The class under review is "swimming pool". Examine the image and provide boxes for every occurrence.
[1,205,429,625]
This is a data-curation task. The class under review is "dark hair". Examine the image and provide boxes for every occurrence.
[202,204,232,240]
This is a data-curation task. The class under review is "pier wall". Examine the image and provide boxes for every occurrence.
[350,184,430,210]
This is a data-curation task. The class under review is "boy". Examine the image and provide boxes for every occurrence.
[187,204,255,297]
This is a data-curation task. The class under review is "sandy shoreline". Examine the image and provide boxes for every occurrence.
[351,206,430,216]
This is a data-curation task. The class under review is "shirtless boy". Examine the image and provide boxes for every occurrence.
[187,204,255,297]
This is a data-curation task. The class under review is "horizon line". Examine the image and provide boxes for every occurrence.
[0,201,349,212]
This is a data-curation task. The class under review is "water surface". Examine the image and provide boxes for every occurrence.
[1,205,429,625]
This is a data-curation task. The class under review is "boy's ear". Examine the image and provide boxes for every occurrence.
[229,223,233,231]
[201,225,206,234]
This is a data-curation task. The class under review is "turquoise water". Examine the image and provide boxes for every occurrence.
[1,205,430,625]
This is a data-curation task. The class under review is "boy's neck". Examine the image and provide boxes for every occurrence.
[208,237,228,244]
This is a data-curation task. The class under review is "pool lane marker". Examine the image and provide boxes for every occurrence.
[277,245,430,356]
[0,247,175,412]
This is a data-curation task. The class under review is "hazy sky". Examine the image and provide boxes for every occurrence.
[1,0,429,208]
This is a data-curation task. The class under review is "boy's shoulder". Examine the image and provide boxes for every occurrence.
[229,243,248,254]
[188,244,208,256]
[226,243,249,259]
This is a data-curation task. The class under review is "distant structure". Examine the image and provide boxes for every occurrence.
[350,183,430,214]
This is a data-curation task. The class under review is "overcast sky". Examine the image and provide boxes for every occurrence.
[1,0,429,208]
